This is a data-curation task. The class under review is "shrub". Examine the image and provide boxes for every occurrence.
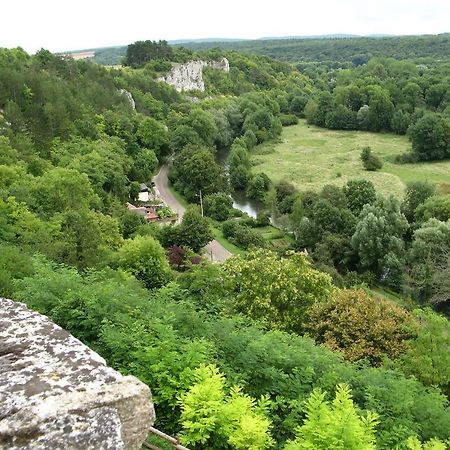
[280,114,299,126]
[306,289,417,365]
[360,146,383,171]
[222,220,265,249]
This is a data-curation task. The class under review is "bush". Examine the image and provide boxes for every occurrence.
[203,192,233,222]
[222,220,265,249]
[247,173,270,201]
[280,114,299,126]
[306,289,417,365]
[115,235,171,289]
[360,146,383,171]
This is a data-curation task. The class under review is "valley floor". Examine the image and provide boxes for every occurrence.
[251,120,450,198]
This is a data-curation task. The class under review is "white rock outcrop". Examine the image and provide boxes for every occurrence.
[119,89,136,110]
[159,58,230,92]
[0,298,155,450]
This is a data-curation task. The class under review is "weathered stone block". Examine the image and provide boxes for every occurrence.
[0,298,155,450]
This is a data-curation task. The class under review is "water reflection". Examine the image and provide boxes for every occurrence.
[216,148,262,218]
[231,190,262,219]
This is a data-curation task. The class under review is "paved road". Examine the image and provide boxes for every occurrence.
[153,166,232,262]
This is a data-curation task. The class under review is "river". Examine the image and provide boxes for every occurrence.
[216,148,262,219]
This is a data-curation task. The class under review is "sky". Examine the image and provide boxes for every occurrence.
[1,0,449,53]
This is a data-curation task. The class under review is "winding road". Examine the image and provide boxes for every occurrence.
[153,165,232,262]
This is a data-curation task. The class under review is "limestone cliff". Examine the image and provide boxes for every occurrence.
[119,89,136,110]
[0,298,155,450]
[158,58,230,92]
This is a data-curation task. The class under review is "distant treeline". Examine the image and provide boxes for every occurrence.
[87,34,450,67]
[181,34,450,66]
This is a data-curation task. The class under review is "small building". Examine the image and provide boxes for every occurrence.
[127,202,160,222]
[138,183,150,202]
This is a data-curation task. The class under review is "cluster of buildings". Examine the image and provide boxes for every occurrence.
[126,183,176,224]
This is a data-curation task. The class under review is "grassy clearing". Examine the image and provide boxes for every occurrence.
[211,226,247,257]
[251,120,450,197]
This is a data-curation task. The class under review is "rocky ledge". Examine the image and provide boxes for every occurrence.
[159,57,230,92]
[0,298,155,450]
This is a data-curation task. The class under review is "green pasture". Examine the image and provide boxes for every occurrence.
[251,120,450,197]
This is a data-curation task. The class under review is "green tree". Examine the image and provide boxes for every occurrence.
[170,146,227,202]
[130,148,158,182]
[26,167,99,218]
[115,235,171,289]
[230,164,250,190]
[343,179,377,215]
[169,124,203,152]
[178,108,218,148]
[247,173,270,201]
[224,249,334,333]
[125,40,173,67]
[402,181,436,223]
[367,85,394,131]
[351,196,408,284]
[408,113,450,161]
[203,192,233,222]
[284,384,378,450]
[415,195,450,222]
[137,117,170,158]
[306,289,417,365]
[407,219,450,301]
[177,206,213,253]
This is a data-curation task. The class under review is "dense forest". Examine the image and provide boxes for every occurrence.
[86,33,450,67]
[1,40,449,449]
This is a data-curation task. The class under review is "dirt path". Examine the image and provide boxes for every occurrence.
[153,166,232,262]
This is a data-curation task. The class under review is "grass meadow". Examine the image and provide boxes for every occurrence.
[251,120,450,198]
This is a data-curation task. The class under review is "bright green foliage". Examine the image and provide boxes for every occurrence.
[406,437,449,450]
[136,117,169,158]
[13,256,149,345]
[26,167,99,217]
[224,249,334,333]
[284,384,378,450]
[179,364,273,449]
[398,308,450,395]
[115,235,171,289]
[415,195,450,223]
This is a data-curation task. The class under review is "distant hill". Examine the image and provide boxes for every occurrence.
[63,33,449,66]
[178,33,450,65]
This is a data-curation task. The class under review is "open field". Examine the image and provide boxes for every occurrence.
[251,120,450,198]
